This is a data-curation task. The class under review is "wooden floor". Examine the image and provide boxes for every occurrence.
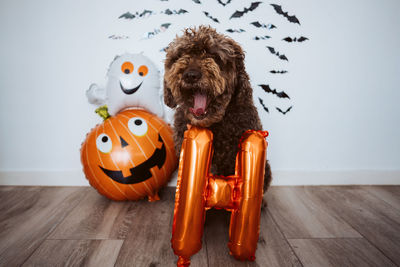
[0,186,399,267]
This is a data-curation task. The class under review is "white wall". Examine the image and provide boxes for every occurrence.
[0,0,399,185]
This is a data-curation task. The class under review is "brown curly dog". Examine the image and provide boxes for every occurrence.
[163,26,272,192]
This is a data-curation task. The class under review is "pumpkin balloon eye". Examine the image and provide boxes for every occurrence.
[121,61,134,74]
[138,65,148,77]
[128,117,148,136]
[96,133,113,153]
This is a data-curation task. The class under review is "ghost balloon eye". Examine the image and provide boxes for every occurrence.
[138,65,149,76]
[121,61,134,74]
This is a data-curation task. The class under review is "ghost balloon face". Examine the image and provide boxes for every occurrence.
[106,53,163,117]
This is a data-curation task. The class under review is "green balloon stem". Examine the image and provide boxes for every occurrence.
[95,105,111,121]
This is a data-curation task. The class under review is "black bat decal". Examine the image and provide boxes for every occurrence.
[144,23,172,39]
[108,34,129,40]
[217,0,232,6]
[259,84,290,99]
[250,21,276,29]
[119,10,154,19]
[164,9,173,15]
[254,36,271,40]
[226,29,245,33]
[119,12,135,19]
[283,36,309,42]
[230,2,262,19]
[163,9,188,15]
[139,10,153,17]
[177,9,188,14]
[161,23,172,29]
[270,70,288,74]
[203,12,220,23]
[298,36,308,42]
[271,4,300,24]
[276,106,292,115]
[267,46,288,61]
[267,46,275,53]
[258,98,269,113]
[251,21,262,27]
[192,0,201,3]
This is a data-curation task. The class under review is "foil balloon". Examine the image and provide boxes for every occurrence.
[81,108,177,201]
[171,126,268,266]
[86,53,164,118]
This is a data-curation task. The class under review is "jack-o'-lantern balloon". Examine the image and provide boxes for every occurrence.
[81,108,177,201]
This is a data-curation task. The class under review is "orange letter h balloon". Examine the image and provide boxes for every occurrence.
[171,126,268,266]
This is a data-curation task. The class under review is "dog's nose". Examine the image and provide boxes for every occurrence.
[183,69,202,83]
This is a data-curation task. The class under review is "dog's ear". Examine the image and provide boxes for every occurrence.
[233,48,253,106]
[163,79,177,108]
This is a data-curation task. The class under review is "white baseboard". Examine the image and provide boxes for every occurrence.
[0,171,89,186]
[271,170,400,185]
[0,170,399,186]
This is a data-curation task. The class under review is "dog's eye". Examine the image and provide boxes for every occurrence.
[213,56,224,66]
[121,61,134,74]
[138,65,149,77]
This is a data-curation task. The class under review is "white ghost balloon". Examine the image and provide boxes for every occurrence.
[86,83,106,105]
[107,53,164,117]
[87,53,163,118]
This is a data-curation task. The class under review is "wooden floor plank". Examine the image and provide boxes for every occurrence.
[0,186,86,266]
[266,187,361,238]
[22,239,123,267]
[362,186,400,211]
[1,185,400,266]
[204,206,302,267]
[49,188,133,240]
[0,186,41,218]
[255,209,302,267]
[115,188,208,267]
[115,220,208,267]
[289,238,396,267]
[306,186,400,265]
[0,186,37,200]
[49,187,175,240]
[204,209,247,267]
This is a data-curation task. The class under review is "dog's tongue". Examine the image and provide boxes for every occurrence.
[190,93,207,117]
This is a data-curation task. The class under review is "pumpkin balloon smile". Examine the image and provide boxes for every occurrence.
[99,134,167,184]
[120,81,143,95]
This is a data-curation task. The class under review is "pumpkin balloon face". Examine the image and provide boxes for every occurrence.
[81,109,177,201]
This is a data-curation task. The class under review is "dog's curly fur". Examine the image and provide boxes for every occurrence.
[164,26,272,191]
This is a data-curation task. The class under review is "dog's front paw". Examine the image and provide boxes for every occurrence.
[261,197,268,211]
